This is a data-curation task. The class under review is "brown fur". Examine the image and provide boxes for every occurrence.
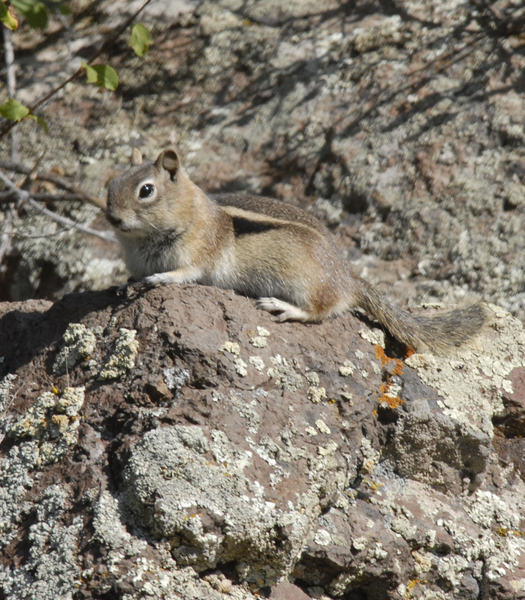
[106,149,486,353]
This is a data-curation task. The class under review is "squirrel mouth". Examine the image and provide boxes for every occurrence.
[115,223,135,232]
[106,214,135,232]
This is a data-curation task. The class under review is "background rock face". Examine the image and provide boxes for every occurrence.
[1,285,525,600]
[1,0,525,318]
[1,0,525,599]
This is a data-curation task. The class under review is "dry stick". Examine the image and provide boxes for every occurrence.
[3,27,19,161]
[0,206,14,266]
[0,191,88,203]
[0,159,106,209]
[0,0,155,141]
[0,170,116,243]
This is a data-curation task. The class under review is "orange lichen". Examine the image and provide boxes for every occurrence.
[374,345,404,408]
[392,360,403,376]
[377,381,404,409]
[375,345,390,366]
[406,579,420,598]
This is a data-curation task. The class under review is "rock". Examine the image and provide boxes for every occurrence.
[1,0,525,598]
[0,285,525,599]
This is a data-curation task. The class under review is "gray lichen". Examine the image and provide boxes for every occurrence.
[53,323,97,375]
[9,387,85,465]
[121,425,312,585]
[99,328,139,380]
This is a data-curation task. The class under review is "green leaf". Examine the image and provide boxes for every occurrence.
[57,3,71,15]
[0,99,30,121]
[81,61,119,91]
[129,23,152,57]
[47,0,72,15]
[0,2,19,30]
[27,114,48,133]
[11,0,48,29]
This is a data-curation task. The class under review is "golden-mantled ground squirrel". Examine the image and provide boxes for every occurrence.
[106,148,486,353]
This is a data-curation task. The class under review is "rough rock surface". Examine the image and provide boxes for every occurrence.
[1,284,525,599]
[2,1,525,599]
[1,0,525,319]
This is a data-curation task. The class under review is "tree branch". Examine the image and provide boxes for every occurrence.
[0,159,106,209]
[0,170,116,243]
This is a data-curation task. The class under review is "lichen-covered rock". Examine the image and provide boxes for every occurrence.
[53,323,97,375]
[121,425,313,583]
[98,327,139,380]
[0,282,525,599]
[9,386,85,465]
[1,0,525,598]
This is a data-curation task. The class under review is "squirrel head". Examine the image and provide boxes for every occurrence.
[106,148,194,237]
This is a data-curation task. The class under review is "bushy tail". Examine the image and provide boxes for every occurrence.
[354,279,486,353]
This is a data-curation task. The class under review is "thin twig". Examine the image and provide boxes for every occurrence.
[0,205,14,267]
[0,191,91,203]
[27,197,116,242]
[0,170,116,243]
[3,27,20,161]
[0,159,106,209]
[0,0,155,140]
[10,228,86,240]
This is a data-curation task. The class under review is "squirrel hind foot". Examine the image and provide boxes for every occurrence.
[257,297,313,322]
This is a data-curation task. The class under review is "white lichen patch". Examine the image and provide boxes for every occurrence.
[53,323,97,375]
[385,383,402,398]
[234,357,248,377]
[315,419,331,435]
[219,341,240,355]
[340,391,353,404]
[359,438,381,475]
[339,361,355,377]
[93,491,147,555]
[359,327,385,348]
[98,328,139,380]
[267,355,304,391]
[257,326,270,337]
[0,484,83,600]
[352,537,368,551]
[9,387,85,465]
[314,529,332,546]
[0,373,17,422]
[465,489,522,530]
[228,391,261,434]
[308,386,327,404]
[405,304,525,436]
[249,336,268,348]
[318,441,338,456]
[163,367,190,391]
[249,356,265,371]
[10,391,56,439]
[305,371,319,386]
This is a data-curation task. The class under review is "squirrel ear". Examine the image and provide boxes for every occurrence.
[156,149,180,180]
[131,148,143,166]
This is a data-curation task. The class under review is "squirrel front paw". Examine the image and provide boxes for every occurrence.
[143,273,171,286]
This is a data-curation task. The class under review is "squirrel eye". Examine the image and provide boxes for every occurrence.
[139,183,155,199]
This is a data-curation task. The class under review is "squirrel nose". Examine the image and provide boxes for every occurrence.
[106,212,122,227]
